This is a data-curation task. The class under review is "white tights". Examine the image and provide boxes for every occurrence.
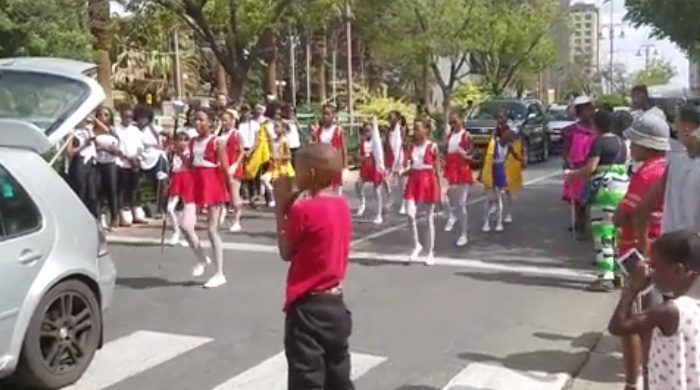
[166,196,182,235]
[447,184,470,237]
[355,180,383,218]
[182,203,225,277]
[484,188,504,226]
[386,174,406,211]
[406,200,435,256]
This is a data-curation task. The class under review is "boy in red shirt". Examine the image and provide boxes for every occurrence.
[273,143,354,390]
[612,113,669,390]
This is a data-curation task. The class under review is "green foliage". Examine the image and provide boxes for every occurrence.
[0,0,93,59]
[625,0,700,55]
[451,83,487,110]
[355,85,416,126]
[631,58,676,87]
[597,93,629,109]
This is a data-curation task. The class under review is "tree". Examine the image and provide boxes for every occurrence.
[597,62,631,95]
[625,0,700,54]
[131,0,297,101]
[0,0,93,59]
[88,0,113,105]
[632,58,676,86]
[470,0,558,96]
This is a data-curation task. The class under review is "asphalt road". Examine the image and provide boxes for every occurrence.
[44,160,623,389]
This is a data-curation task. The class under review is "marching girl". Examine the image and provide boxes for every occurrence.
[218,109,246,232]
[479,108,521,233]
[166,132,192,245]
[443,113,473,247]
[311,104,347,195]
[176,107,230,289]
[355,119,385,225]
[404,117,441,265]
[267,119,295,183]
[386,110,408,214]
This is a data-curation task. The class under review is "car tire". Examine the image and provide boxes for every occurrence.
[14,279,102,389]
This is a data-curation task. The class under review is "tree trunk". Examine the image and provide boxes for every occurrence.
[365,48,382,91]
[419,62,432,110]
[228,71,246,103]
[215,59,228,97]
[261,28,278,97]
[87,0,112,106]
[312,27,327,103]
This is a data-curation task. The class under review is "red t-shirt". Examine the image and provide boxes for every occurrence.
[617,156,666,254]
[284,195,352,311]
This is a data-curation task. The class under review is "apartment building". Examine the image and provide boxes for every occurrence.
[569,2,600,73]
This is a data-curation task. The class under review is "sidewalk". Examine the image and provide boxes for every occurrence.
[568,332,625,389]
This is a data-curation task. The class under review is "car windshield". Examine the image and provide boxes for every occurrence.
[0,70,88,137]
[547,108,573,121]
[469,101,527,120]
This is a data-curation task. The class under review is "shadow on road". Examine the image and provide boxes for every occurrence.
[454,271,591,291]
[117,277,201,289]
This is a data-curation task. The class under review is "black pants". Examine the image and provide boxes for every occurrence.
[291,147,300,169]
[118,167,139,211]
[284,294,354,390]
[96,162,119,225]
[68,158,98,217]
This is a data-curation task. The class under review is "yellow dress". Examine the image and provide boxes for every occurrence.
[269,137,295,179]
[479,136,524,191]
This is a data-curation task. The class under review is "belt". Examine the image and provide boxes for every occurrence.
[309,286,343,296]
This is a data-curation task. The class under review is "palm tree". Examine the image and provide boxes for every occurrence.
[87,0,113,105]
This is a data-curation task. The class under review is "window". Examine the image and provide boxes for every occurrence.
[0,165,41,239]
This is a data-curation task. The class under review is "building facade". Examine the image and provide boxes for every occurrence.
[569,2,600,72]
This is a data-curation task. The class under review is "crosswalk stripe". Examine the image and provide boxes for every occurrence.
[64,330,213,390]
[211,351,387,390]
[441,362,570,390]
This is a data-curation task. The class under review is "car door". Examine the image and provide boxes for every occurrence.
[0,161,47,354]
[526,104,546,151]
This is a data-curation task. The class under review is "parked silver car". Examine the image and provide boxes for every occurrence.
[0,58,116,389]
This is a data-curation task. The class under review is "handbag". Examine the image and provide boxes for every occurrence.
[580,136,625,204]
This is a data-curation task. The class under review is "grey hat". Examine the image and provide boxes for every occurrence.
[623,113,670,151]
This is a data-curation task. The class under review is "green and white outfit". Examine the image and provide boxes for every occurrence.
[586,134,629,281]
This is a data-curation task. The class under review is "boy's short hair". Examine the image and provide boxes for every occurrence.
[632,85,649,97]
[593,109,614,134]
[678,104,700,127]
[653,230,700,269]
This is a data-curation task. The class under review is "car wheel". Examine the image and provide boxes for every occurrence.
[14,279,102,389]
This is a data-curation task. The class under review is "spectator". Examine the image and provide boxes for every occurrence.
[631,85,666,121]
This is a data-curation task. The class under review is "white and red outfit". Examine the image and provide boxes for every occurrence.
[222,129,245,180]
[404,141,440,203]
[385,123,406,171]
[312,125,343,187]
[444,129,473,185]
[168,154,193,199]
[188,135,229,206]
[359,139,384,184]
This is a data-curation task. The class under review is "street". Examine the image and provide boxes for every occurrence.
[69,161,619,389]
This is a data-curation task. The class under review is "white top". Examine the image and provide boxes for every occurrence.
[139,124,165,170]
[177,126,198,139]
[287,120,301,149]
[115,125,143,169]
[410,142,433,170]
[361,139,372,157]
[318,125,337,144]
[261,117,276,140]
[493,138,509,164]
[271,135,288,159]
[94,134,119,164]
[632,106,667,122]
[388,124,404,170]
[171,152,188,173]
[191,135,218,168]
[73,128,96,163]
[239,120,260,149]
[447,130,467,154]
[661,152,700,233]
[648,296,700,389]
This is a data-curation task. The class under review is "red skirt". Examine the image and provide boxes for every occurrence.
[168,170,193,201]
[385,148,406,171]
[189,167,229,206]
[231,159,245,180]
[404,169,440,203]
[444,153,474,185]
[359,157,384,184]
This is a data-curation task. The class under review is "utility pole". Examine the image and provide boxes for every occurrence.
[608,0,613,94]
[345,0,353,129]
[637,43,657,69]
[305,31,312,106]
[289,26,297,107]
[173,31,183,100]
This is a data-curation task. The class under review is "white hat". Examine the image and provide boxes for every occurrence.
[624,113,670,152]
[572,96,592,106]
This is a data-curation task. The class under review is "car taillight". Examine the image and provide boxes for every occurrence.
[97,225,109,257]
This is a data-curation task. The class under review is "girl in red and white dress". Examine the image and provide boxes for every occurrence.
[218,109,246,233]
[311,104,346,194]
[443,113,473,247]
[177,107,230,289]
[355,119,385,225]
[166,131,192,246]
[385,110,408,214]
[404,118,441,265]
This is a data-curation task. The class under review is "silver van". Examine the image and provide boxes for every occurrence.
[0,58,116,389]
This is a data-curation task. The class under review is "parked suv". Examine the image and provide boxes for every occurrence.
[465,98,550,167]
[0,58,116,389]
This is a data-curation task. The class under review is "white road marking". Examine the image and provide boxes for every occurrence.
[442,362,570,390]
[64,330,212,390]
[210,351,387,390]
[350,169,562,246]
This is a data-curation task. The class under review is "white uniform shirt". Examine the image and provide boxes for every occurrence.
[287,120,301,149]
[139,124,165,170]
[115,125,144,169]
[73,128,96,164]
[94,133,120,164]
[239,120,260,149]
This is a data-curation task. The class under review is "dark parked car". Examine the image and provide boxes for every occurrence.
[545,105,576,155]
[464,98,550,167]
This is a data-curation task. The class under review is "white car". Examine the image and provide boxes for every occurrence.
[0,57,116,389]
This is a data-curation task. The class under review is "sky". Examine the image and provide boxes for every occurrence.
[580,0,689,87]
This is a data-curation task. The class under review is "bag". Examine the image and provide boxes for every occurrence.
[580,136,625,204]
